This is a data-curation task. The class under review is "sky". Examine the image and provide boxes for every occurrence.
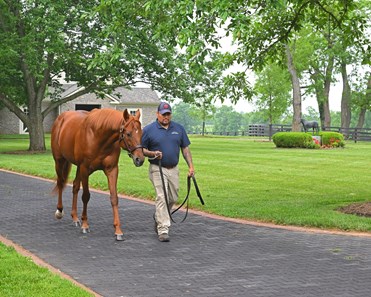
[227,80,343,114]
[142,71,344,114]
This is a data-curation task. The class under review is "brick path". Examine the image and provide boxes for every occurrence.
[0,170,370,297]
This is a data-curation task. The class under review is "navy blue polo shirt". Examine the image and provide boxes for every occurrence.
[142,120,191,167]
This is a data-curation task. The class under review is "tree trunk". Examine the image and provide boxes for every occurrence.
[357,75,371,129]
[322,53,333,129]
[269,94,273,125]
[340,62,352,131]
[285,45,302,131]
[311,50,333,130]
[27,93,46,151]
[356,108,366,129]
[28,117,46,151]
[311,70,326,129]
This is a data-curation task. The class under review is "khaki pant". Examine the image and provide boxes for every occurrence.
[149,164,179,235]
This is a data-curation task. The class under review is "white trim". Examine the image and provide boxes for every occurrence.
[127,108,142,123]
[64,86,86,97]
[19,106,29,134]
[105,94,121,104]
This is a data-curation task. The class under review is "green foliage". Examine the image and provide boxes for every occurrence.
[142,0,367,103]
[172,102,202,132]
[319,131,345,148]
[212,105,243,133]
[273,131,346,149]
[272,132,313,148]
[253,62,292,123]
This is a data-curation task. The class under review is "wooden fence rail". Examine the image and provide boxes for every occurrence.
[190,124,371,142]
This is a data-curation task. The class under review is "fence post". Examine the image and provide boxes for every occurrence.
[354,128,358,143]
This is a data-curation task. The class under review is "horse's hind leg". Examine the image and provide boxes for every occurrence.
[54,158,71,219]
[79,167,91,234]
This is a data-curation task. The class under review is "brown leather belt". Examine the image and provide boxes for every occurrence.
[164,165,176,169]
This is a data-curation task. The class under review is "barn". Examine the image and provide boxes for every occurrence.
[0,84,160,134]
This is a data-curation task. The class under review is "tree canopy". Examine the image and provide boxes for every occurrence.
[0,0,190,150]
[1,0,370,150]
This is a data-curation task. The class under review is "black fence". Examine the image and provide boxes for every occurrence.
[191,124,371,142]
[322,126,371,142]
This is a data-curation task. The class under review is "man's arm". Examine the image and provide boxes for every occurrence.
[143,148,162,159]
[181,146,195,177]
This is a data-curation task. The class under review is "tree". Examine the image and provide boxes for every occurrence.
[142,0,362,98]
[172,102,201,133]
[2,1,368,151]
[337,0,370,130]
[353,74,371,128]
[213,105,243,133]
[285,44,303,131]
[303,107,320,122]
[0,0,185,151]
[253,62,291,124]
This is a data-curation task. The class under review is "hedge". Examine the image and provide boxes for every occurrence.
[272,132,345,149]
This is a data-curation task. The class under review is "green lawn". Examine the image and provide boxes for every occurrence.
[0,242,93,297]
[1,134,370,296]
[1,134,370,232]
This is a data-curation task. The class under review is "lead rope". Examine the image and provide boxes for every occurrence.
[171,175,204,222]
[152,156,204,223]
[158,159,176,223]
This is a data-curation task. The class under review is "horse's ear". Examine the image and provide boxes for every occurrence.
[123,109,130,122]
[134,109,141,120]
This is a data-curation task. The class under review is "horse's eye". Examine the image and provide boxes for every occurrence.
[126,132,132,137]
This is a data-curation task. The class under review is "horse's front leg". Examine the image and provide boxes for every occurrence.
[104,166,124,241]
[79,167,91,234]
[71,167,81,226]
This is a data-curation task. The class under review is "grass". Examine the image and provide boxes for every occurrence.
[0,242,93,297]
[1,134,370,296]
[1,134,370,232]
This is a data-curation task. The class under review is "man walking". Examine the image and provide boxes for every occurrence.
[142,102,195,242]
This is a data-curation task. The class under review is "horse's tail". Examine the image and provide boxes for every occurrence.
[52,161,72,195]
[51,114,72,195]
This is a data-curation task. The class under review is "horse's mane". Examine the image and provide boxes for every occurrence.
[85,109,123,132]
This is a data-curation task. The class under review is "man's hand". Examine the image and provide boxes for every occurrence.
[153,151,162,159]
[188,166,195,177]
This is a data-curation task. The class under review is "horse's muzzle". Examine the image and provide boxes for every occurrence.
[132,154,144,167]
[129,146,145,167]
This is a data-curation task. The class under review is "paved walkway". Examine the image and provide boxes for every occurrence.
[0,170,370,297]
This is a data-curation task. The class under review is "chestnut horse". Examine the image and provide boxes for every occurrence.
[51,108,144,241]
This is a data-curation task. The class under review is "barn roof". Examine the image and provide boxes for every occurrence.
[60,84,160,105]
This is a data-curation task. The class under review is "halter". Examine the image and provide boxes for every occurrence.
[119,118,143,157]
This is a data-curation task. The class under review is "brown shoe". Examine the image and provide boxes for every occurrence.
[158,233,170,242]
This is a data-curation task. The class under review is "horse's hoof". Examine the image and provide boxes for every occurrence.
[82,227,90,234]
[55,209,64,219]
[115,234,124,241]
[73,220,81,227]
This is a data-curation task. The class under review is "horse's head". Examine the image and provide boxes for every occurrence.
[119,109,145,167]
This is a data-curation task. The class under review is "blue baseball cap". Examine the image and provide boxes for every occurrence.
[158,102,172,114]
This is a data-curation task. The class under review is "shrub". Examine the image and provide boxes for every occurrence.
[319,132,345,148]
[272,132,313,148]
[272,131,345,149]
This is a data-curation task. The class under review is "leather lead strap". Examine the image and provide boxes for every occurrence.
[158,160,204,223]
